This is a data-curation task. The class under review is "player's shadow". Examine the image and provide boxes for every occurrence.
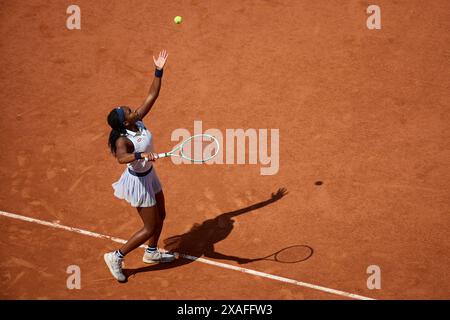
[123,187,296,280]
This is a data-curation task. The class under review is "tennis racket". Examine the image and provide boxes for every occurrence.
[144,134,220,163]
[239,245,314,264]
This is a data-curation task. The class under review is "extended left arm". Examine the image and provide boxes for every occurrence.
[137,49,168,119]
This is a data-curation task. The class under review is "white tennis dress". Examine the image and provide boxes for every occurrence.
[112,120,162,207]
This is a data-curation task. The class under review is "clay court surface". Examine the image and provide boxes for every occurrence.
[1,0,449,300]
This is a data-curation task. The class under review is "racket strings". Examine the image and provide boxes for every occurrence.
[180,135,219,162]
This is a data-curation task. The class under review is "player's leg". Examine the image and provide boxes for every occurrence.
[120,205,160,255]
[104,205,159,282]
[143,190,175,264]
[147,190,166,248]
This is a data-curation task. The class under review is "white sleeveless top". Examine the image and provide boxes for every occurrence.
[124,120,154,173]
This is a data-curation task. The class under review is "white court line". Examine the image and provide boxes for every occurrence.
[0,210,375,300]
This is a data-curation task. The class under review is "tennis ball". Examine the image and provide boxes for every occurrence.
[174,16,182,24]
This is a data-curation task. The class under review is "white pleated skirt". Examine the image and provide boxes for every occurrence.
[112,166,162,207]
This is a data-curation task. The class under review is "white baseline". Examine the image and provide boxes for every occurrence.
[0,210,375,300]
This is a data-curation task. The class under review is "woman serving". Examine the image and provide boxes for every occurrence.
[104,49,174,282]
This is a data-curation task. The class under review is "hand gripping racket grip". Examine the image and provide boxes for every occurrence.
[144,153,169,162]
[157,152,169,159]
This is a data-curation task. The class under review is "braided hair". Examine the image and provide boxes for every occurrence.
[107,107,127,154]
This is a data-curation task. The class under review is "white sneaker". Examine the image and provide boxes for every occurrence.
[104,252,126,282]
[143,250,176,264]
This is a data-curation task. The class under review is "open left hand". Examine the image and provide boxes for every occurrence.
[153,49,168,70]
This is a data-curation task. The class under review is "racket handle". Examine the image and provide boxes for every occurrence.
[144,153,165,163]
[144,152,169,165]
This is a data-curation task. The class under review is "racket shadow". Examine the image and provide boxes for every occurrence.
[124,187,297,279]
[248,244,314,264]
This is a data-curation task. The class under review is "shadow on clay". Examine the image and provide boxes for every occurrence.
[122,187,314,281]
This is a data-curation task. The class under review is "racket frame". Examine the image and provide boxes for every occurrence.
[144,133,220,163]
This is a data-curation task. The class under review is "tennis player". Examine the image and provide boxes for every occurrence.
[104,49,175,282]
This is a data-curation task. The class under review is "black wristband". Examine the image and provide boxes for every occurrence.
[134,152,143,160]
[155,68,163,78]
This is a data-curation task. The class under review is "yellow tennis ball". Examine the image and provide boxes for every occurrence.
[174,16,182,24]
